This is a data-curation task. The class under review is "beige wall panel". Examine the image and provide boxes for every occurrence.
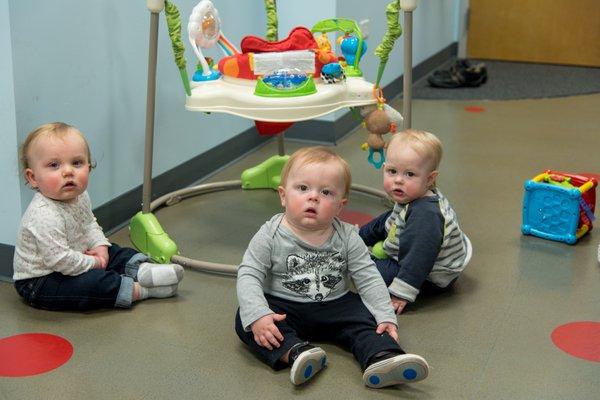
[468,0,600,66]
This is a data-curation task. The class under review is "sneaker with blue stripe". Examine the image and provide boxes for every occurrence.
[289,347,328,385]
[362,353,429,388]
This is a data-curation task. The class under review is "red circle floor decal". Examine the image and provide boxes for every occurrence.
[551,321,600,362]
[339,210,374,227]
[464,106,486,113]
[0,333,73,377]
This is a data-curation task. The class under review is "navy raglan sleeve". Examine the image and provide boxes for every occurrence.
[388,199,444,301]
[358,210,393,247]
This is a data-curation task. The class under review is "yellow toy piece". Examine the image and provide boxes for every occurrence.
[315,32,332,52]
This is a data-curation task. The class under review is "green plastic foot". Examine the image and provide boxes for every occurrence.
[129,211,178,263]
[241,155,289,190]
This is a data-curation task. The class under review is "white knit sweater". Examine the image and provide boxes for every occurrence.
[13,191,111,280]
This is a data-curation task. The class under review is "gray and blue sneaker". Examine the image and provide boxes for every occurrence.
[289,344,328,385]
[363,353,429,388]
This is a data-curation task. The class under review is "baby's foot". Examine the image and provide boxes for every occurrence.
[137,263,184,287]
[289,344,327,385]
[363,353,428,388]
[139,284,178,299]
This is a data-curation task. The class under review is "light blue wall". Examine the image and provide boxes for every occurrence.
[1,0,460,246]
[10,0,265,214]
[337,0,458,87]
[0,0,22,245]
[278,0,337,33]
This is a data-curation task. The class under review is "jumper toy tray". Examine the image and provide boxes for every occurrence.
[173,1,381,122]
[185,76,377,122]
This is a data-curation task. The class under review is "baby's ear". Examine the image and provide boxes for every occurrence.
[336,198,348,216]
[24,168,38,188]
[277,186,286,207]
[428,170,439,186]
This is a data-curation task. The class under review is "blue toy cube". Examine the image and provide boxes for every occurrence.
[521,171,597,244]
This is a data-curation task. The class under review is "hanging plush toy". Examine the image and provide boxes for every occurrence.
[365,108,391,148]
[360,103,403,168]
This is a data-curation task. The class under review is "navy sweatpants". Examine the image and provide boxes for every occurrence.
[235,291,403,371]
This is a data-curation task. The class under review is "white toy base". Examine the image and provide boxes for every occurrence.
[185,76,377,122]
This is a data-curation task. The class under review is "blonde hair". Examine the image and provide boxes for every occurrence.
[280,146,352,198]
[19,122,94,185]
[387,129,443,171]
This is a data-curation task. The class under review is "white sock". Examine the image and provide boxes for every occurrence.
[138,284,178,300]
[137,263,184,287]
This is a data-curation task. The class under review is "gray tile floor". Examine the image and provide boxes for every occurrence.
[1,94,599,399]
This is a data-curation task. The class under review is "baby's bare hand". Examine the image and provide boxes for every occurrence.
[86,246,108,269]
[376,322,398,341]
[251,313,286,350]
[391,295,408,315]
[90,256,106,269]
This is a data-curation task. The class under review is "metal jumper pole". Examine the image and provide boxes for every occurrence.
[142,0,164,214]
[400,0,417,130]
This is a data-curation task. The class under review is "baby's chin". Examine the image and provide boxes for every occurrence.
[45,190,83,202]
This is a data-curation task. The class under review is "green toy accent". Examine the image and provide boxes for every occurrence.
[544,175,574,189]
[372,241,389,260]
[264,0,278,42]
[241,155,290,190]
[254,75,317,97]
[311,18,364,77]
[374,0,402,87]
[129,211,178,263]
[164,1,191,96]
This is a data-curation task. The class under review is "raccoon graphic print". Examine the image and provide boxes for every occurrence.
[282,252,344,301]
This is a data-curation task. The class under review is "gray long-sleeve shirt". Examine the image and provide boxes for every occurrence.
[237,213,396,331]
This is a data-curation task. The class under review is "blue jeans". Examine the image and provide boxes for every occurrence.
[14,244,147,311]
[235,292,404,371]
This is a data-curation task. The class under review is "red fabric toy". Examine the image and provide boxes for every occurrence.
[218,27,337,79]
[241,27,318,53]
